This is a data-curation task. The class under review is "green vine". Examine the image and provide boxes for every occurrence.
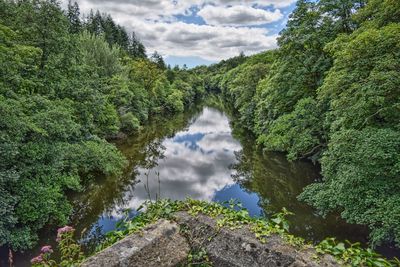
[316,238,400,267]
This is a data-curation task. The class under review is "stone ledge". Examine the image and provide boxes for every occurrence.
[82,213,339,267]
[174,212,338,267]
[81,219,190,267]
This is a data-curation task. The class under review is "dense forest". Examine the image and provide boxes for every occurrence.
[1,0,399,259]
[0,0,204,251]
[193,0,400,249]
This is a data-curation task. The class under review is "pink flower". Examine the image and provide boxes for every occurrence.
[40,245,53,254]
[56,226,74,242]
[31,254,43,264]
[57,226,74,234]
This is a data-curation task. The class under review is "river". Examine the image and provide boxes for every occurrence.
[13,104,397,266]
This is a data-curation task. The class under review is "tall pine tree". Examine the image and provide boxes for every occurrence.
[67,0,81,34]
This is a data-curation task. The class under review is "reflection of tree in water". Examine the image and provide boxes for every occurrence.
[230,125,369,245]
[81,224,104,255]
[140,139,165,201]
[139,139,166,171]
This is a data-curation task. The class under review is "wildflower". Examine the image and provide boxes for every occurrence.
[30,254,43,264]
[40,245,53,254]
[57,226,74,234]
[56,226,74,242]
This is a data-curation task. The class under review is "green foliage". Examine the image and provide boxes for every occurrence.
[221,61,270,131]
[127,32,146,59]
[319,23,400,133]
[300,17,400,247]
[3,0,399,259]
[187,248,211,267]
[0,24,41,95]
[257,97,324,160]
[67,0,81,34]
[316,238,399,267]
[150,51,166,70]
[166,89,185,113]
[84,10,129,50]
[300,128,400,246]
[120,112,140,134]
[355,0,400,27]
[78,31,122,77]
[0,94,126,250]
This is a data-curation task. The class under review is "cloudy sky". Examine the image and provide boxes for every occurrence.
[67,0,297,67]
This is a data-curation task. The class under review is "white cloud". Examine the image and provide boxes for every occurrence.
[212,0,295,8]
[199,5,283,26]
[66,0,293,61]
[177,106,231,134]
[78,0,297,18]
[77,0,193,21]
[126,20,278,60]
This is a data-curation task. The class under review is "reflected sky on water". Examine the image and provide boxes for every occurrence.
[85,106,367,245]
[96,107,244,230]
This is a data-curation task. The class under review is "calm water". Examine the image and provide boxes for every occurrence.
[13,105,397,266]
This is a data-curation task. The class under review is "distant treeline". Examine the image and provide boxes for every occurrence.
[0,0,204,251]
[193,0,400,249]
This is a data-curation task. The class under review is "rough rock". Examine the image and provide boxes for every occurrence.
[174,212,339,267]
[82,212,339,267]
[81,219,190,267]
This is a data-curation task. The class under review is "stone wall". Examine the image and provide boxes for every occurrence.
[82,212,339,267]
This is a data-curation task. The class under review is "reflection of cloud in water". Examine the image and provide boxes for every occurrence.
[177,107,231,135]
[108,107,242,218]
[85,108,378,257]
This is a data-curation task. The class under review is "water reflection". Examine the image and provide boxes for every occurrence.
[97,107,242,223]
[74,106,367,246]
[231,144,368,243]
[14,105,375,266]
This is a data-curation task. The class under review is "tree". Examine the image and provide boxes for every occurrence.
[67,0,81,34]
[151,51,166,70]
[115,25,129,50]
[355,0,400,27]
[300,21,400,247]
[0,24,41,95]
[84,10,130,49]
[127,32,146,58]
[318,0,366,33]
[85,10,102,36]
[34,0,70,69]
[300,128,400,246]
[221,59,270,131]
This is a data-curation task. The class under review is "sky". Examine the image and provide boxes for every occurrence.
[66,0,298,67]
